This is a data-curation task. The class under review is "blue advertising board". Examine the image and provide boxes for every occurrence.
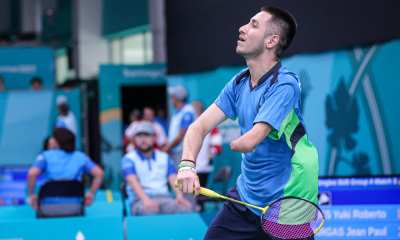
[0,47,54,89]
[0,166,44,206]
[321,205,400,222]
[316,223,399,239]
[318,176,400,205]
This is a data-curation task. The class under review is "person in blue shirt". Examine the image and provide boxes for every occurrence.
[163,85,197,168]
[27,128,104,217]
[176,6,318,240]
[121,121,193,215]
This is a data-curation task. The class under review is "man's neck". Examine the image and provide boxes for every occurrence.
[138,149,154,158]
[246,54,279,87]
[175,101,185,110]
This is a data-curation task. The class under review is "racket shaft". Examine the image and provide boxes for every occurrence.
[174,181,264,211]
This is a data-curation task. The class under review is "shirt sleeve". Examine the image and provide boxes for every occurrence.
[33,154,46,171]
[121,157,136,178]
[55,118,66,128]
[84,157,97,174]
[254,83,295,132]
[180,112,194,130]
[167,156,177,177]
[214,76,237,119]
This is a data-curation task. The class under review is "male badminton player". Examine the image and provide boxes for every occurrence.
[177,6,319,240]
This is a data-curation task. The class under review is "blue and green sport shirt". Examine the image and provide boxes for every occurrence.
[215,61,319,216]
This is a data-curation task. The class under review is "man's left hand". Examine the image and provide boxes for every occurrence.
[175,196,192,208]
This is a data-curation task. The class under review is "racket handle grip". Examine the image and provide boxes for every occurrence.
[174,180,221,198]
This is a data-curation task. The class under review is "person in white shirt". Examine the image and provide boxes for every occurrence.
[191,101,223,187]
[125,107,168,151]
[142,106,168,149]
[55,95,78,136]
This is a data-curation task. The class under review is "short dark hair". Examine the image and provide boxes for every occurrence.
[31,77,42,85]
[261,6,297,57]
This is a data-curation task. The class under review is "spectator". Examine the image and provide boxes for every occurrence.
[155,104,168,134]
[163,85,197,167]
[191,101,223,187]
[27,128,104,217]
[124,109,141,131]
[0,75,4,92]
[30,77,43,90]
[142,106,167,148]
[123,109,141,153]
[55,95,78,136]
[121,121,193,216]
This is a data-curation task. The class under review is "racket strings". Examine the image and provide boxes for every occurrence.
[262,198,324,239]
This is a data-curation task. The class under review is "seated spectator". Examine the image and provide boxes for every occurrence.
[123,109,141,153]
[27,128,104,217]
[55,95,78,136]
[31,77,43,90]
[0,75,5,92]
[121,121,193,216]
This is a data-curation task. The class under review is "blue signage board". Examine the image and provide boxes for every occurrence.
[0,166,43,206]
[318,176,400,205]
[320,205,400,222]
[0,47,54,89]
[316,223,399,239]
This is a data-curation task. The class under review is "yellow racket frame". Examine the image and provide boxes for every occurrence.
[174,181,324,235]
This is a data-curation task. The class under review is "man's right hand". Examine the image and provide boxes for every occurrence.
[177,169,201,197]
[29,194,38,210]
[142,198,160,213]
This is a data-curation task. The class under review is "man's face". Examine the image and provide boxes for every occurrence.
[171,95,179,108]
[143,108,155,122]
[32,81,42,90]
[134,133,155,152]
[48,137,59,150]
[236,11,273,59]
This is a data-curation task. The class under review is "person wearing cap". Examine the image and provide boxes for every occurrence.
[27,128,104,217]
[55,95,78,137]
[121,121,193,216]
[30,77,43,91]
[163,85,197,167]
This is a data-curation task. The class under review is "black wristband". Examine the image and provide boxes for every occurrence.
[180,159,196,166]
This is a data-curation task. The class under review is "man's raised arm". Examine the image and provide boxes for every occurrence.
[177,103,227,196]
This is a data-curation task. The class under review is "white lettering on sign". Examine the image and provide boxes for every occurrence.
[318,227,345,237]
[318,177,398,188]
[0,65,37,74]
[123,68,165,79]
[368,227,387,237]
[353,209,387,219]
[332,210,351,220]
[346,227,366,237]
